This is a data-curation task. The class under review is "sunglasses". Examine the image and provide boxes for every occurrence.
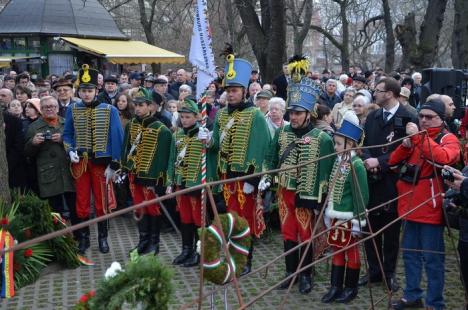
[418,113,438,120]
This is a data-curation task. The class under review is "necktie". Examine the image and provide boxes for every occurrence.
[383,111,391,123]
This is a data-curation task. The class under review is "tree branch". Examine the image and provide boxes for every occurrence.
[309,24,343,51]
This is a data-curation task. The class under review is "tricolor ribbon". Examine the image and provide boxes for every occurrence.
[0,229,15,298]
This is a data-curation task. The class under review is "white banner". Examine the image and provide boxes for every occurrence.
[189,0,217,99]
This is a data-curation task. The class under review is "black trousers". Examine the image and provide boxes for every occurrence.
[459,240,468,298]
[48,192,76,223]
[364,210,401,280]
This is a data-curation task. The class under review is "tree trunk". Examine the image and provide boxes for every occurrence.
[234,0,286,83]
[395,0,448,71]
[138,0,161,73]
[382,0,395,72]
[339,0,350,72]
[452,0,468,68]
[0,113,11,205]
[291,0,313,56]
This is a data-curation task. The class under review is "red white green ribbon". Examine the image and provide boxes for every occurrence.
[0,229,15,298]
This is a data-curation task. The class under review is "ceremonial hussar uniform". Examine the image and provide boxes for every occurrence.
[63,65,123,255]
[121,89,173,256]
[209,55,270,275]
[322,114,368,304]
[262,56,335,294]
[167,98,216,267]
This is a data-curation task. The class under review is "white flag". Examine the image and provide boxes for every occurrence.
[189,0,217,99]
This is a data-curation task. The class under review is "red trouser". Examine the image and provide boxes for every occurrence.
[223,181,256,235]
[278,187,314,242]
[128,174,161,216]
[176,193,202,226]
[332,242,361,269]
[72,160,116,219]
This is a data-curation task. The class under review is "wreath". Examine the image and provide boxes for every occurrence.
[200,212,251,285]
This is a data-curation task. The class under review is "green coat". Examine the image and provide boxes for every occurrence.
[211,105,271,176]
[24,117,75,198]
[121,115,173,186]
[324,155,369,226]
[264,124,335,202]
[167,124,217,188]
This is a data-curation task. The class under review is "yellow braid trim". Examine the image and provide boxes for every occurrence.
[70,153,88,179]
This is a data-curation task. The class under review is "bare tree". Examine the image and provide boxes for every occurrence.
[395,0,449,70]
[287,0,314,55]
[234,0,287,83]
[452,0,468,68]
[381,0,395,72]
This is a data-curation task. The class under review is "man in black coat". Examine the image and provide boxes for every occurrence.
[3,111,26,189]
[360,77,417,292]
[272,64,289,101]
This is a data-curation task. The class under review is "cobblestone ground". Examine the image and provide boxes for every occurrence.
[0,216,466,309]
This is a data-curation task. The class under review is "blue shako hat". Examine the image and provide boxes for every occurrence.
[286,77,321,112]
[336,113,364,143]
[286,55,320,112]
[224,54,252,88]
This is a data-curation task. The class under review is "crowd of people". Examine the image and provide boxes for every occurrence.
[1,56,467,310]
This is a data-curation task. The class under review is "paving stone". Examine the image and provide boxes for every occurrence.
[0,216,465,309]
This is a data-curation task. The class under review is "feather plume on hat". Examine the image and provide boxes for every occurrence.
[288,55,310,83]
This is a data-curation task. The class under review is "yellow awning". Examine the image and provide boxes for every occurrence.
[61,37,185,65]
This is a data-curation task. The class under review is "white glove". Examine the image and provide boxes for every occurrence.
[114,171,126,184]
[351,222,361,238]
[197,127,212,143]
[166,186,173,195]
[104,165,116,184]
[243,182,255,194]
[324,215,331,229]
[258,177,271,191]
[69,150,79,163]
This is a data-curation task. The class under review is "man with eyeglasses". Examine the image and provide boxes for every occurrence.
[52,78,76,117]
[24,96,76,226]
[359,77,417,292]
[388,99,460,309]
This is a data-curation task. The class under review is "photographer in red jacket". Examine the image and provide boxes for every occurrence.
[388,99,460,310]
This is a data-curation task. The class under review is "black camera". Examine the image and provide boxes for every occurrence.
[43,130,52,140]
[441,169,455,182]
[399,163,421,184]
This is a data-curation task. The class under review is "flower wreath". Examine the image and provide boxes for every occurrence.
[201,212,251,285]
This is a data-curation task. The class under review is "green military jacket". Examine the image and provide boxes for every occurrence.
[211,104,271,176]
[264,124,335,202]
[121,115,173,185]
[24,117,75,198]
[325,154,369,226]
[167,124,217,188]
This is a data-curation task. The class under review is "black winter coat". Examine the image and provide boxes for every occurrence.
[361,104,418,213]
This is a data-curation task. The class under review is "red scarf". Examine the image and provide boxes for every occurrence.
[43,116,59,127]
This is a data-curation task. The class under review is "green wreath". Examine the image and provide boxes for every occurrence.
[200,212,251,285]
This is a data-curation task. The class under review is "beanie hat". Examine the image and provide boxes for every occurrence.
[420,99,446,120]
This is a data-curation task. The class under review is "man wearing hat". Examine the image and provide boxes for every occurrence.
[388,99,460,310]
[199,54,271,276]
[52,78,75,117]
[167,98,216,267]
[352,75,367,91]
[63,64,124,255]
[255,90,273,115]
[129,72,143,88]
[144,75,155,92]
[121,89,173,256]
[322,113,368,304]
[153,77,175,101]
[398,87,417,118]
[260,56,335,294]
[97,75,119,106]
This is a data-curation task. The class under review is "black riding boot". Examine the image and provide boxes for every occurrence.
[173,223,193,265]
[183,224,200,267]
[278,240,299,289]
[97,221,109,254]
[240,239,254,276]
[321,265,345,303]
[298,245,313,294]
[131,215,151,255]
[77,224,90,255]
[147,215,161,255]
[335,267,360,303]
